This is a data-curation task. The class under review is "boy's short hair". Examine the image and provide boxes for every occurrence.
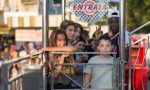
[98,35,112,45]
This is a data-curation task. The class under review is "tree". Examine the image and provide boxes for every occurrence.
[126,0,150,33]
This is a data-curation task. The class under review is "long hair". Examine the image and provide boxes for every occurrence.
[48,29,68,47]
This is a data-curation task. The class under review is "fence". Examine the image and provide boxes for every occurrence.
[0,51,120,90]
[48,52,118,90]
[0,51,45,90]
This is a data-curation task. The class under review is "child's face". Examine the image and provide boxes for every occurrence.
[76,41,85,51]
[56,34,66,47]
[97,39,112,52]
[91,41,96,50]
[73,27,81,40]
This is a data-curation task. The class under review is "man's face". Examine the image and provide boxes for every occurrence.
[65,25,75,41]
[108,17,119,34]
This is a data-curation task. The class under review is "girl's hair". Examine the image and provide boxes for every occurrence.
[75,23,83,34]
[48,29,68,47]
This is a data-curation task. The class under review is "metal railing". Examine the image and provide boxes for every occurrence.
[0,51,45,90]
[0,51,120,90]
[128,21,150,90]
[49,51,119,90]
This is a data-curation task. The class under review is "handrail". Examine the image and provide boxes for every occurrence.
[0,51,118,90]
[0,51,44,90]
[50,51,116,55]
[8,64,44,83]
[129,21,150,35]
[5,51,43,65]
[133,33,150,45]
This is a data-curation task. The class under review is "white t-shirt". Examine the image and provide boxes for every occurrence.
[125,30,129,46]
[84,56,114,89]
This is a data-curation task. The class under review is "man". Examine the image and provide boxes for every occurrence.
[105,8,129,60]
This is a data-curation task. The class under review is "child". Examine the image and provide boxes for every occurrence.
[84,35,114,89]
[71,39,88,88]
[42,29,75,89]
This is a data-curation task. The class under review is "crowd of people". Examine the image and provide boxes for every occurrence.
[0,8,129,90]
[42,8,129,89]
[0,41,42,79]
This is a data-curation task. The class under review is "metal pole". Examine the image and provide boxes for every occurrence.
[119,0,125,90]
[62,0,66,20]
[1,62,8,90]
[42,0,49,90]
[128,34,132,90]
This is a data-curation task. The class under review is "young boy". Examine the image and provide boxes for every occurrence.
[83,35,115,89]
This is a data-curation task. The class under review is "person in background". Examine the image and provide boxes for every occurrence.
[27,42,38,55]
[72,23,84,46]
[82,30,95,59]
[104,8,129,59]
[88,38,97,52]
[92,26,103,41]
[84,35,114,89]
[10,44,18,59]
[71,39,88,88]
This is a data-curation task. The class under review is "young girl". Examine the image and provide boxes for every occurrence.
[42,29,76,89]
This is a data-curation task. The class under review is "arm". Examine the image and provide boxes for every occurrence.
[51,56,65,78]
[42,46,77,52]
[84,73,92,89]
[75,54,89,63]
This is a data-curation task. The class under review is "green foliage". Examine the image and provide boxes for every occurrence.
[126,0,150,33]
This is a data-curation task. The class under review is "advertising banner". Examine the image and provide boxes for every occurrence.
[68,0,109,23]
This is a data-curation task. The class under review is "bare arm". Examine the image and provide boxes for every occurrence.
[50,56,65,78]
[42,46,77,52]
[84,73,92,89]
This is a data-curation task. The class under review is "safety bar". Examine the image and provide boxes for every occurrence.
[129,21,150,35]
[1,51,118,90]
[5,51,43,65]
[133,33,150,45]
[0,51,44,90]
[51,52,116,54]
[49,51,119,90]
